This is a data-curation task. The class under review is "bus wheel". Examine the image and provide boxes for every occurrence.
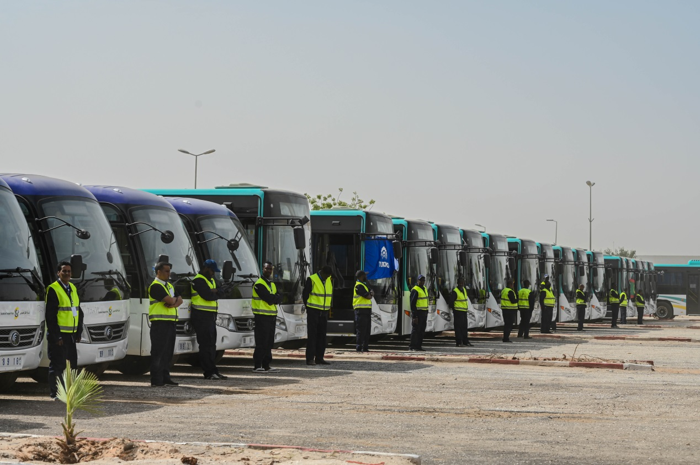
[0,372,19,391]
[279,339,306,350]
[115,356,151,376]
[30,367,49,384]
[656,303,674,320]
[85,362,110,378]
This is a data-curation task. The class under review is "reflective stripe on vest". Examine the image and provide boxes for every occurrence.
[619,292,628,307]
[353,281,372,310]
[541,287,555,307]
[411,286,428,311]
[518,288,531,310]
[609,289,619,304]
[636,295,645,308]
[500,288,518,310]
[47,281,79,333]
[576,289,586,305]
[252,278,278,316]
[148,280,178,321]
[452,287,469,311]
[307,274,332,311]
[191,274,219,312]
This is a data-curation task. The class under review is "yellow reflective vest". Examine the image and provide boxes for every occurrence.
[609,289,620,304]
[576,289,586,305]
[307,273,332,311]
[500,288,518,310]
[635,294,645,308]
[619,291,628,307]
[452,287,469,312]
[191,274,218,312]
[518,288,531,310]
[411,285,428,311]
[541,287,556,307]
[47,281,80,334]
[353,281,372,310]
[148,279,178,322]
[252,278,278,316]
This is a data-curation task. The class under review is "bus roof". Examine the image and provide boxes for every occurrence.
[84,185,173,209]
[0,173,96,200]
[165,197,237,218]
[311,209,367,218]
[655,263,700,268]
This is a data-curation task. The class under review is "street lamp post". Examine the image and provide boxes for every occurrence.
[546,219,558,245]
[475,224,486,233]
[178,149,216,188]
[586,181,595,250]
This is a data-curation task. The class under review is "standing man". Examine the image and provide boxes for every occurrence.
[635,290,645,325]
[451,277,472,347]
[252,261,283,372]
[409,275,429,351]
[501,280,518,343]
[517,280,535,339]
[191,259,227,380]
[619,289,628,325]
[609,285,620,329]
[46,261,84,400]
[353,270,374,353]
[148,261,183,387]
[303,266,333,366]
[576,284,587,331]
[539,275,555,334]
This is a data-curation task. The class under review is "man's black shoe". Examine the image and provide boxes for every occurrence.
[502,339,512,343]
[306,361,316,366]
[356,349,362,353]
[456,343,463,347]
[363,349,370,353]
[316,360,331,365]
[164,379,179,386]
[540,331,551,334]
[523,336,532,339]
[465,342,474,347]
[151,383,165,387]
[611,325,619,328]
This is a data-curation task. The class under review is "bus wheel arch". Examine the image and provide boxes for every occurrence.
[656,301,674,320]
[0,372,19,391]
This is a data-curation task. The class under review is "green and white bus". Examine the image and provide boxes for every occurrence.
[654,262,700,319]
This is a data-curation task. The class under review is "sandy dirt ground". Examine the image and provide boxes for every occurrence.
[1,317,699,464]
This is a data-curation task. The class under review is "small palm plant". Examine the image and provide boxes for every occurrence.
[55,360,104,464]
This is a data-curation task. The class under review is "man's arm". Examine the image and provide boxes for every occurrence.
[508,290,518,304]
[150,284,182,308]
[529,291,536,310]
[302,277,312,305]
[193,277,219,301]
[355,283,371,299]
[45,287,61,344]
[410,289,418,315]
[255,281,283,305]
[449,290,457,310]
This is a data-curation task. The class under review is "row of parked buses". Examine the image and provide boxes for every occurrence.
[0,175,659,390]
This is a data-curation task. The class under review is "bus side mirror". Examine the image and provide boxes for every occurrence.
[508,257,516,273]
[393,241,403,260]
[459,250,467,267]
[429,247,439,265]
[558,263,564,275]
[227,239,239,253]
[579,265,585,276]
[293,227,306,250]
[76,229,90,240]
[222,260,235,282]
[161,230,174,244]
[70,254,84,279]
[484,255,491,271]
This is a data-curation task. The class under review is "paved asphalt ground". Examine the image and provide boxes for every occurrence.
[2,317,700,464]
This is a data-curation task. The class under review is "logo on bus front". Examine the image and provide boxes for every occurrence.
[14,308,19,319]
[381,247,388,260]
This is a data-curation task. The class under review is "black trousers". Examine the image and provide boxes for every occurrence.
[502,309,518,341]
[577,305,586,330]
[453,310,469,345]
[620,304,628,324]
[518,309,532,337]
[191,309,218,376]
[541,306,553,333]
[410,311,428,350]
[48,335,78,397]
[355,310,371,351]
[150,320,176,384]
[306,308,329,363]
[253,313,276,369]
[610,303,620,327]
[637,308,644,325]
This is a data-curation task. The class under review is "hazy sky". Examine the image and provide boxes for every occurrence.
[1,1,698,255]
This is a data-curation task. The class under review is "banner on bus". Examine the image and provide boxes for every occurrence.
[364,238,396,280]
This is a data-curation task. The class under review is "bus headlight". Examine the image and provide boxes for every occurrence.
[276,316,287,332]
[79,325,90,343]
[216,314,236,331]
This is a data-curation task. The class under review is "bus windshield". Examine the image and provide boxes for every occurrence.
[520,241,538,291]
[465,231,487,303]
[575,250,588,290]
[489,236,509,295]
[593,253,605,295]
[562,248,575,294]
[438,248,459,298]
[264,222,310,305]
[41,197,128,302]
[0,188,43,301]
[131,207,197,279]
[407,246,437,301]
[198,216,259,279]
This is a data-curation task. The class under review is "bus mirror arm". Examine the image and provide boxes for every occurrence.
[127,221,174,244]
[37,216,90,240]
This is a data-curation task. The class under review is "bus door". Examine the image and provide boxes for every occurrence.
[687,274,700,315]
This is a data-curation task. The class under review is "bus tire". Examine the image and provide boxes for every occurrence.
[30,367,49,384]
[84,362,110,378]
[279,339,306,350]
[656,302,674,320]
[115,356,151,376]
[0,372,19,391]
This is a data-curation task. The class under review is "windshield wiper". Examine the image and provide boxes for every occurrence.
[0,267,44,294]
[90,269,131,293]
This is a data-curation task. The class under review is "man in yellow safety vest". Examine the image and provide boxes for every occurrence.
[45,261,84,400]
[451,277,473,347]
[635,290,645,325]
[353,270,374,353]
[539,275,556,334]
[191,259,226,380]
[501,280,518,343]
[576,284,587,331]
[252,261,283,372]
[148,261,183,387]
[409,274,429,351]
[303,266,333,366]
[517,280,535,339]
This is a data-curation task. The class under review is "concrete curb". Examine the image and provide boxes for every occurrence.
[224,350,653,370]
[0,433,421,465]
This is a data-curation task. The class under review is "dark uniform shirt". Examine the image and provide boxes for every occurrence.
[449,287,468,310]
[303,274,332,306]
[576,289,586,305]
[539,283,554,308]
[504,289,518,305]
[609,288,619,304]
[254,276,283,306]
[410,285,428,314]
[149,279,181,303]
[192,275,220,302]
[355,281,371,298]
[45,282,84,344]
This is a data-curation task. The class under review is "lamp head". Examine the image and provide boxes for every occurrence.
[586,180,595,187]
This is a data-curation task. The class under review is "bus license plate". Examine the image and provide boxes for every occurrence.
[295,325,306,336]
[176,341,193,353]
[97,347,115,361]
[241,336,254,347]
[0,355,24,371]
